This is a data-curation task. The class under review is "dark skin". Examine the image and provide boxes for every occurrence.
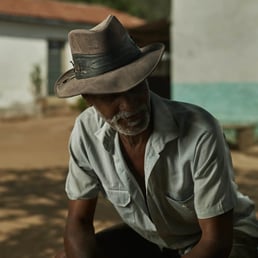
[55,80,233,258]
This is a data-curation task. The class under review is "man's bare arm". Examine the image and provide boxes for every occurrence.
[64,198,105,258]
[182,209,233,258]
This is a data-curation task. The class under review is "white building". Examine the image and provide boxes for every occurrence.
[0,0,145,118]
[172,0,258,126]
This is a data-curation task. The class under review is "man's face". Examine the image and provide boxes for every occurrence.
[84,81,151,136]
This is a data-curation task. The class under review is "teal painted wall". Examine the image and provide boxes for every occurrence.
[173,83,258,141]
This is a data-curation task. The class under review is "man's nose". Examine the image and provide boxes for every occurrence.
[118,91,137,110]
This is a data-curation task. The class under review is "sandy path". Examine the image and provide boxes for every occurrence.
[0,113,257,258]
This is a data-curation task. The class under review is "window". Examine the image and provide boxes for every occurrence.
[48,40,64,95]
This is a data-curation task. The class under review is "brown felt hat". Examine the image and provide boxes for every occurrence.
[55,15,165,98]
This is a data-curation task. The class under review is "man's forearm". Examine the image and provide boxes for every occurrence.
[64,222,104,258]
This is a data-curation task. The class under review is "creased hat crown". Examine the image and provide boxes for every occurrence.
[55,14,165,97]
[69,15,142,80]
[69,15,127,54]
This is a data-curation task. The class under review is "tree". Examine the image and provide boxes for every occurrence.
[57,0,170,21]
[30,64,43,99]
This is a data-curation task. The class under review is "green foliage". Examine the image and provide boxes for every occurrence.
[30,64,42,99]
[70,96,89,112]
[57,0,170,21]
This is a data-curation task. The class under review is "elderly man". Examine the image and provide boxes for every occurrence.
[55,15,258,258]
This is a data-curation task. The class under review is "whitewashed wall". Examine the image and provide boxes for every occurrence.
[0,19,88,117]
[172,0,258,125]
[0,36,47,112]
[173,0,258,83]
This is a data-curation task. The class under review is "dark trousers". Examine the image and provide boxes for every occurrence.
[96,224,180,258]
[96,224,258,258]
[229,230,258,258]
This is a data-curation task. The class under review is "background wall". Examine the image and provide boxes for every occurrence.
[172,0,258,125]
[0,36,47,115]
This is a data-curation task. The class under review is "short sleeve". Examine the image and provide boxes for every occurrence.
[193,127,237,219]
[65,118,100,200]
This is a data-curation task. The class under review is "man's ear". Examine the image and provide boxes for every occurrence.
[81,94,92,105]
[80,94,93,108]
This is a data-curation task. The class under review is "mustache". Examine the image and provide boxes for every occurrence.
[109,104,149,124]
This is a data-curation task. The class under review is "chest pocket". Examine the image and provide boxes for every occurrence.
[165,194,197,221]
[106,189,135,224]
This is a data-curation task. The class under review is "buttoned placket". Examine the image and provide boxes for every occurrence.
[144,131,184,245]
[144,138,161,219]
[112,134,165,243]
[113,133,151,217]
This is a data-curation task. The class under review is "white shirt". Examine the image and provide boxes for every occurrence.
[66,92,258,253]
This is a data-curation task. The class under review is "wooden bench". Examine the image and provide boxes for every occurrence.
[222,123,256,151]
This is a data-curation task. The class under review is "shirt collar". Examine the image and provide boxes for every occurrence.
[94,121,116,154]
[94,92,179,154]
[150,92,179,153]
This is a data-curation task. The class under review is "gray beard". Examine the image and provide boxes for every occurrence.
[97,104,150,136]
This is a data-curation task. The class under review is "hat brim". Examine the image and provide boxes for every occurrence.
[55,43,165,98]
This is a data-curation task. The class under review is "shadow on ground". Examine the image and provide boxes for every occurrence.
[0,167,120,258]
[235,168,258,208]
[0,168,67,258]
[0,160,257,258]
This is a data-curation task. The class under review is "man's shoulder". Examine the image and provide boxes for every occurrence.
[158,97,220,133]
[171,100,212,117]
[152,94,215,121]
[175,101,220,134]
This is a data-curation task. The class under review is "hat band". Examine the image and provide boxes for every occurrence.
[72,37,141,79]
